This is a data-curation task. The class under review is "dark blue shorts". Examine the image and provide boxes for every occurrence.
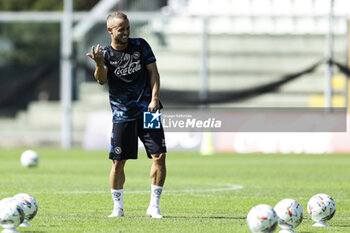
[109,118,167,160]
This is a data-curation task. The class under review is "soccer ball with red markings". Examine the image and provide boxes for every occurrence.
[307,194,336,226]
[13,193,38,226]
[247,204,278,233]
[274,198,303,230]
[0,198,25,230]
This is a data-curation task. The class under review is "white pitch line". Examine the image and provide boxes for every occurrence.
[164,184,244,193]
[0,184,243,196]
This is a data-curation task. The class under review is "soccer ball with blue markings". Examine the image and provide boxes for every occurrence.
[307,194,336,227]
[0,197,24,231]
[247,204,278,233]
[274,198,303,230]
[13,193,38,227]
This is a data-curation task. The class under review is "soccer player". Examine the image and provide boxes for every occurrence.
[86,12,167,219]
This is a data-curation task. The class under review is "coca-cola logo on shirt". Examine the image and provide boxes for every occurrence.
[111,52,142,78]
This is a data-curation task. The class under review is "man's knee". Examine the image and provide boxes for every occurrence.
[151,153,166,165]
[112,159,127,171]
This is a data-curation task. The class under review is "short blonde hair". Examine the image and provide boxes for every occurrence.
[107,12,128,28]
[107,12,128,22]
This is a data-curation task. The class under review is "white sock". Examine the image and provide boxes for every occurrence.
[111,189,124,209]
[150,184,163,206]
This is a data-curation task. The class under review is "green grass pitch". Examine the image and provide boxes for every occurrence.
[0,148,350,232]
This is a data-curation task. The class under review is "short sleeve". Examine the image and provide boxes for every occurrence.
[141,39,156,65]
[103,47,109,67]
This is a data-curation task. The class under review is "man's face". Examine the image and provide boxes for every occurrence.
[108,17,130,45]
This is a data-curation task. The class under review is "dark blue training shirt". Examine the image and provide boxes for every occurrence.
[103,38,156,123]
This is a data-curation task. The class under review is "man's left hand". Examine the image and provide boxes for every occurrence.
[148,99,159,112]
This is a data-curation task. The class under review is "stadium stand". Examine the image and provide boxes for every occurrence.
[0,0,349,146]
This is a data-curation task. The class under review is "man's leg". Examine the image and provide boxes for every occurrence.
[109,159,127,217]
[108,120,138,217]
[110,159,127,189]
[150,153,166,186]
[147,152,166,218]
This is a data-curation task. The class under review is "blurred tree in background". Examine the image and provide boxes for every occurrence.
[0,0,100,11]
[0,0,99,65]
[0,0,99,116]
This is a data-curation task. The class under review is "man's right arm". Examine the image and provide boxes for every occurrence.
[94,62,107,85]
[86,44,108,85]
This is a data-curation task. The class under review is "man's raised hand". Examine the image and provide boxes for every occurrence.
[86,44,104,64]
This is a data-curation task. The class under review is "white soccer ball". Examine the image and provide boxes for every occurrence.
[274,198,303,230]
[0,198,13,208]
[307,194,336,224]
[13,193,38,224]
[0,198,24,230]
[20,150,39,167]
[247,204,278,233]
